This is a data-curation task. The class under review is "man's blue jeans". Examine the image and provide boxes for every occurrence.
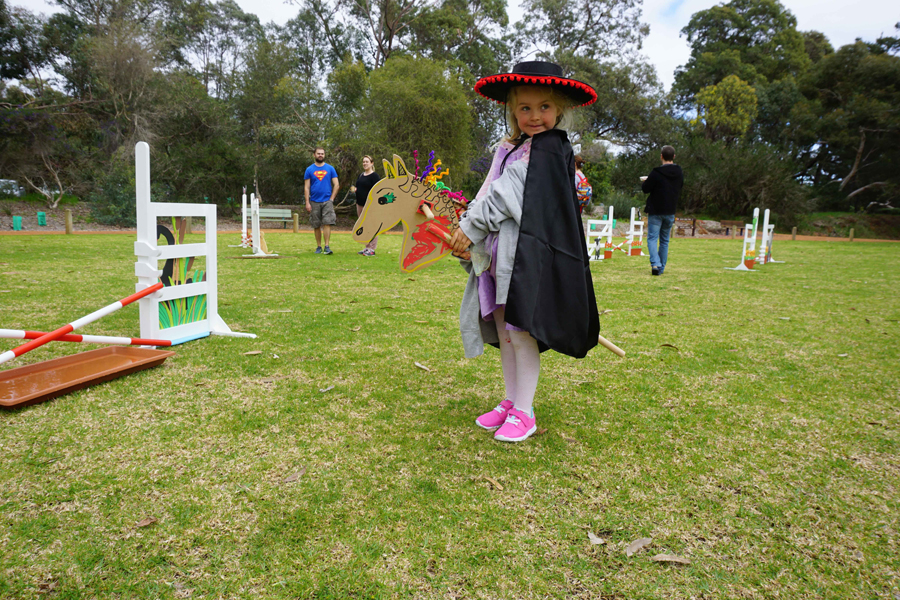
[647,214,675,273]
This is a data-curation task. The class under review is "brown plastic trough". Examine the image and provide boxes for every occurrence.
[0,346,175,409]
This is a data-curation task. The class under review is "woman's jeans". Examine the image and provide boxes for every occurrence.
[647,214,675,273]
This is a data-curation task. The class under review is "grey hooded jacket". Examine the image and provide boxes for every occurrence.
[457,159,528,358]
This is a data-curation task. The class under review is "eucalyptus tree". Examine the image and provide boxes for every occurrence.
[791,40,900,210]
[673,0,809,105]
[516,0,648,61]
[671,0,818,151]
[178,0,263,99]
[0,4,52,94]
[289,0,432,70]
[407,0,510,78]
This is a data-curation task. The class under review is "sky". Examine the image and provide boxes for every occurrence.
[11,0,900,91]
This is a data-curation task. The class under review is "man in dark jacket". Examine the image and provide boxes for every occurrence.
[641,145,683,275]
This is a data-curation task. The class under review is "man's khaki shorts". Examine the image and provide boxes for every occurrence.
[309,201,336,228]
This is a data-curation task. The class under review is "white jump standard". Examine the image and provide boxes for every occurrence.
[625,207,646,256]
[725,207,759,272]
[134,141,255,343]
[242,194,278,258]
[586,206,615,261]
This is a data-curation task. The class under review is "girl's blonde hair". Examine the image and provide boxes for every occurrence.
[504,85,575,143]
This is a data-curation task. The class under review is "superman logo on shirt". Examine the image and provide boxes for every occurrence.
[314,170,328,181]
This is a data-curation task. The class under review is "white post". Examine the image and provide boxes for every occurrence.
[749,207,759,259]
[605,205,614,259]
[759,208,771,265]
[135,142,163,340]
[759,208,784,264]
[243,194,277,258]
[230,187,250,247]
[251,195,261,255]
[241,187,248,246]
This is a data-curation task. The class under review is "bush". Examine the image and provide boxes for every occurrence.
[612,136,811,219]
[360,56,473,187]
[90,159,137,227]
[599,189,644,219]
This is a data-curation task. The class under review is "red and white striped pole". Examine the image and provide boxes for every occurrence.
[0,329,171,347]
[0,282,164,366]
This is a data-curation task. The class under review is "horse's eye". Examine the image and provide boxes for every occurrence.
[378,196,388,205]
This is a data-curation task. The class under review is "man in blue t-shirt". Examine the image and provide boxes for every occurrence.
[304,147,339,254]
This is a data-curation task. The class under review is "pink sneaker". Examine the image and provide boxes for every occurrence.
[494,407,537,442]
[475,399,513,430]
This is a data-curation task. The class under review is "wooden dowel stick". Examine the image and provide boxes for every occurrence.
[425,222,451,243]
[598,334,625,357]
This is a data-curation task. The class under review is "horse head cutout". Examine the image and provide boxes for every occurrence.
[353,154,463,272]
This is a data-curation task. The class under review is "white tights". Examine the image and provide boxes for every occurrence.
[493,307,541,415]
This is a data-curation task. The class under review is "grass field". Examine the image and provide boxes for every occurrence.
[1,232,898,599]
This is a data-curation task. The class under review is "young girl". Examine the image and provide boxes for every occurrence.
[450,61,601,443]
[574,154,592,214]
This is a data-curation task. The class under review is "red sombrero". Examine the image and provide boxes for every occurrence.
[474,61,597,107]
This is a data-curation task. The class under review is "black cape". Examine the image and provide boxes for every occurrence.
[503,129,600,358]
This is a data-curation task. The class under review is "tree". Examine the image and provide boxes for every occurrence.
[361,56,472,185]
[282,0,357,80]
[792,41,900,209]
[151,72,250,205]
[692,74,758,142]
[0,86,96,208]
[613,134,808,219]
[179,0,262,99]
[407,0,509,78]
[0,5,52,92]
[803,30,833,64]
[559,53,672,151]
[871,23,900,56]
[89,19,161,148]
[52,0,166,31]
[516,0,647,61]
[345,0,424,67]
[294,0,428,69]
[753,74,801,148]
[673,0,809,105]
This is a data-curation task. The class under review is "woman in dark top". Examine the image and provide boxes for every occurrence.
[351,155,380,256]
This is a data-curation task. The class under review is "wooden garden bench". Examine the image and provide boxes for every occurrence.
[674,217,696,237]
[258,208,294,228]
[720,220,745,238]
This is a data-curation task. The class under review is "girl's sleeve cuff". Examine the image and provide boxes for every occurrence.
[459,219,487,246]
